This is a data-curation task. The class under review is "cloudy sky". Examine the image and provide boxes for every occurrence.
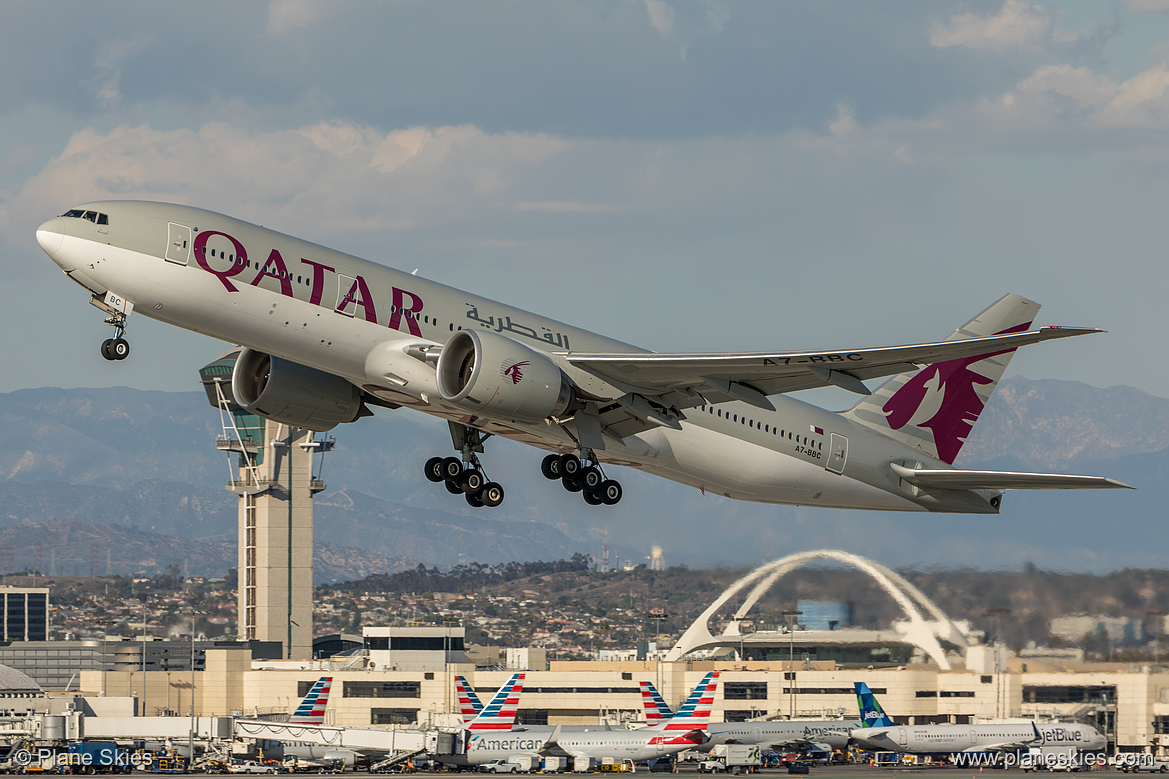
[2,1,1168,572]
[5,0,1168,395]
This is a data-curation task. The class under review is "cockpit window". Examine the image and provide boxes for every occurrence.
[60,209,110,225]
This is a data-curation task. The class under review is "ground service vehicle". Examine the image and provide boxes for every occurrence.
[479,759,522,774]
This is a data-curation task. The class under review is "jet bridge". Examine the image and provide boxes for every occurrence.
[233,718,429,756]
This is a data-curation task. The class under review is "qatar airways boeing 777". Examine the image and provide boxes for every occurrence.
[36,201,1130,512]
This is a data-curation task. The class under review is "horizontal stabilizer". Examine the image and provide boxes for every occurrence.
[889,463,1133,490]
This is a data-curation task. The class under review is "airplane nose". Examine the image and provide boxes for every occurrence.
[36,218,66,258]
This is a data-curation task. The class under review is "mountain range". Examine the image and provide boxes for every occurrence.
[1,376,1165,580]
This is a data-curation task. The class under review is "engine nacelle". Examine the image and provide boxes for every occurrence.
[436,329,575,421]
[232,348,362,431]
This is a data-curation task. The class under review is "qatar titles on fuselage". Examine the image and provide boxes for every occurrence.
[36,201,1130,513]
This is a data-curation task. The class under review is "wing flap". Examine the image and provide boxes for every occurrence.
[565,327,1100,398]
[890,464,1133,490]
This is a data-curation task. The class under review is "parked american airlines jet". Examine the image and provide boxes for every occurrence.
[36,202,1131,512]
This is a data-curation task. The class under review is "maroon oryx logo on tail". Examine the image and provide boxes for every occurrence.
[882,323,1029,464]
[502,360,530,385]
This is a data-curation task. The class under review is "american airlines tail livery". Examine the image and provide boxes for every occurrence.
[37,201,1131,512]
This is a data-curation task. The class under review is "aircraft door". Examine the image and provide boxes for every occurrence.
[165,223,192,265]
[825,433,848,474]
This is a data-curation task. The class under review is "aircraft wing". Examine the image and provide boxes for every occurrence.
[565,327,1101,408]
[889,464,1134,490]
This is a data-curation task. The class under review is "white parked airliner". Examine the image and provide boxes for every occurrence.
[36,201,1130,511]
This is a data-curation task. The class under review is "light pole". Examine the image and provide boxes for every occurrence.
[1148,611,1165,666]
[982,608,1011,719]
[780,610,802,719]
[186,610,202,768]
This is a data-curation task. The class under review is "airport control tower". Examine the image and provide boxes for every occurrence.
[199,352,331,660]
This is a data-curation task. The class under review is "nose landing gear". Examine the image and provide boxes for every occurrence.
[541,450,622,506]
[99,307,131,361]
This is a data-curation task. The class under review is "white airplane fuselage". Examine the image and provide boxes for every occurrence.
[445,728,691,766]
[36,200,1006,513]
[707,719,859,751]
[851,722,1106,755]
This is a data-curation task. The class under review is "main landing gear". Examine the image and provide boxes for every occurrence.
[100,311,130,361]
[541,450,622,506]
[423,423,505,509]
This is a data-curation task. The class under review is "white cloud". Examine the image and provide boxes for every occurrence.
[989,61,1169,129]
[90,37,151,110]
[268,0,322,35]
[931,0,1069,52]
[0,121,573,240]
[643,0,675,37]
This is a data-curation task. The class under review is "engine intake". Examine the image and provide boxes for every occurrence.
[436,330,574,421]
[232,348,363,431]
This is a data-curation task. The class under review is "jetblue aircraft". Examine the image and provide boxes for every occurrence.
[37,202,1131,511]
[849,682,1105,754]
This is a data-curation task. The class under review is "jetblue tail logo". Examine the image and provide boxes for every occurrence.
[855,682,895,728]
[289,677,332,725]
[882,323,1029,464]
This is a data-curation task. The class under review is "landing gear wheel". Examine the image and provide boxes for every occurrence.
[599,480,623,505]
[445,479,463,495]
[580,466,603,493]
[562,475,582,493]
[101,339,116,361]
[441,457,463,481]
[559,454,581,478]
[541,454,561,480]
[481,482,505,507]
[111,338,130,360]
[460,470,485,494]
[424,457,445,483]
[583,490,603,506]
[465,492,484,508]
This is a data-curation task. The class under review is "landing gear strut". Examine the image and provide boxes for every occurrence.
[540,450,622,506]
[423,423,505,508]
[100,311,130,361]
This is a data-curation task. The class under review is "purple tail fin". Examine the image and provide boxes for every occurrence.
[841,294,1040,464]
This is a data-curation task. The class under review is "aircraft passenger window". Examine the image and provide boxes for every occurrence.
[749,420,753,428]
[764,425,769,432]
[717,410,722,418]
[97,213,108,225]
[211,249,216,257]
[733,414,737,422]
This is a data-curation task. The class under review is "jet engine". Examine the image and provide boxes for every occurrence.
[232,348,363,431]
[436,329,575,421]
